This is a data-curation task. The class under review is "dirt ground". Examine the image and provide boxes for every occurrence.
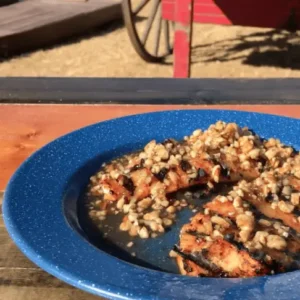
[1,18,300,78]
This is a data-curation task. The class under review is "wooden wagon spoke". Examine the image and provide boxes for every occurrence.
[133,0,150,15]
[153,6,162,56]
[141,0,160,45]
[162,20,170,54]
[122,0,173,62]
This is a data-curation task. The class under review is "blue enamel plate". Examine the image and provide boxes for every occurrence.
[3,110,300,300]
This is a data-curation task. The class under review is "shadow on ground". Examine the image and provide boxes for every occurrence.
[2,17,300,72]
[192,29,300,70]
[0,15,152,63]
[0,19,126,62]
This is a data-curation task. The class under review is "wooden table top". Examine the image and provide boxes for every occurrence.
[1,77,300,300]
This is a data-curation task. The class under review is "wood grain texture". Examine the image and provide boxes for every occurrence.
[2,78,300,104]
[1,104,300,190]
[0,192,103,300]
[0,0,121,57]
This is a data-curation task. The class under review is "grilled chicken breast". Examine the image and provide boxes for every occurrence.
[87,121,300,277]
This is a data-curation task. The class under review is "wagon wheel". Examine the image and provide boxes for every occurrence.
[122,0,173,63]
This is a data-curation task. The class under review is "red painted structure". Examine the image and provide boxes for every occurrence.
[162,0,300,77]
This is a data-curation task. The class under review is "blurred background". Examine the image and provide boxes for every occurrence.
[1,0,300,78]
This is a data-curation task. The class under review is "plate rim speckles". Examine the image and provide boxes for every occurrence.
[3,110,300,300]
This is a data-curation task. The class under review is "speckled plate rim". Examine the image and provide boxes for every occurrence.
[3,110,300,300]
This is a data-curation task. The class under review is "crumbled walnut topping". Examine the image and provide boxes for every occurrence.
[212,165,221,182]
[211,215,230,228]
[253,231,269,245]
[233,197,243,208]
[291,193,300,206]
[258,219,271,227]
[266,235,287,250]
[278,201,294,213]
[236,214,255,232]
[239,229,252,242]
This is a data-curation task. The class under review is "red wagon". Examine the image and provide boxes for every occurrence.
[122,0,300,77]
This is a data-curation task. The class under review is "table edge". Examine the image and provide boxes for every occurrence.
[1,77,300,104]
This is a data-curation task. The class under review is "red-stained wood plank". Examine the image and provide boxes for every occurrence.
[193,2,224,15]
[161,2,174,19]
[173,0,193,78]
[162,0,300,29]
[1,104,300,190]
[173,30,190,78]
[193,14,231,25]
